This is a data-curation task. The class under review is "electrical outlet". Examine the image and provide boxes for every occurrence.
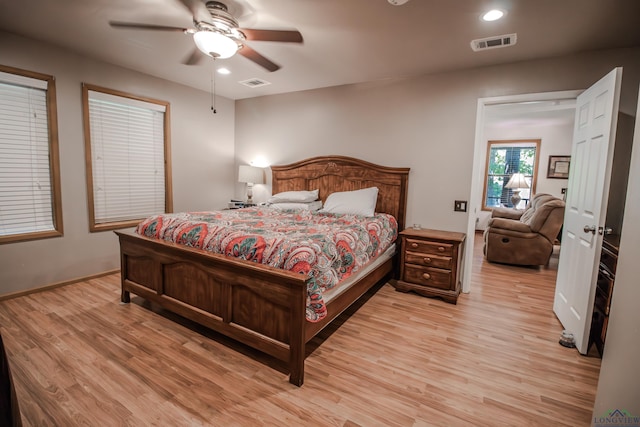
[454,200,467,212]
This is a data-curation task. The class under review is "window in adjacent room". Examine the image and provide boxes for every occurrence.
[82,84,172,232]
[0,65,63,244]
[482,139,540,210]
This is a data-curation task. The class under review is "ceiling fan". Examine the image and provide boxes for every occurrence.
[110,0,303,72]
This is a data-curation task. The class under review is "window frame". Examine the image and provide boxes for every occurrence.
[481,139,541,211]
[82,83,173,232]
[0,64,63,244]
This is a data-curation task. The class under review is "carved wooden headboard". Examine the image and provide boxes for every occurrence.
[271,155,410,231]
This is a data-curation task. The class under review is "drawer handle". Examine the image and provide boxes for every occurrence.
[411,242,419,248]
[423,257,432,264]
[438,246,445,252]
[422,273,431,280]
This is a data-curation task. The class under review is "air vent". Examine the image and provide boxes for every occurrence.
[239,78,271,88]
[470,33,517,52]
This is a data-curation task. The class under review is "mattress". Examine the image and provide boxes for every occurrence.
[321,243,396,304]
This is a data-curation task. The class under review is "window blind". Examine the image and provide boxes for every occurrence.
[88,90,166,224]
[0,74,54,237]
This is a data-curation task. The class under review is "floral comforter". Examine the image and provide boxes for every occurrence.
[135,207,398,322]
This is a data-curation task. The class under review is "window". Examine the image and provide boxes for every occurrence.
[0,65,63,244]
[82,84,172,232]
[482,139,541,210]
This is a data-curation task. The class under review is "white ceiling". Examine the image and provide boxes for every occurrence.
[486,99,577,128]
[1,0,640,100]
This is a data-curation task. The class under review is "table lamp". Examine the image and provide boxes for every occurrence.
[238,165,264,204]
[505,173,529,208]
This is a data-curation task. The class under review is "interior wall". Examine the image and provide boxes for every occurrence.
[235,47,640,235]
[475,119,574,230]
[0,32,236,295]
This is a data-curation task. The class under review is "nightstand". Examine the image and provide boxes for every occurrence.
[393,228,466,304]
[227,202,257,209]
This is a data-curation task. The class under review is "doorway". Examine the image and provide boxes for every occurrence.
[463,90,582,294]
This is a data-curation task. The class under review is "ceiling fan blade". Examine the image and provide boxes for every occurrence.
[239,29,303,43]
[183,48,205,65]
[238,45,281,72]
[178,0,213,24]
[110,21,190,32]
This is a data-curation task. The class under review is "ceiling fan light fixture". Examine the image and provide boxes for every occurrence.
[193,31,239,59]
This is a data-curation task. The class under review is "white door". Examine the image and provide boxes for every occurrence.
[553,68,622,354]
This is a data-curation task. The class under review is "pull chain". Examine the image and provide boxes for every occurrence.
[211,58,217,114]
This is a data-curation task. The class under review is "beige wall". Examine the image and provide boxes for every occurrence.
[0,32,236,295]
[235,47,640,234]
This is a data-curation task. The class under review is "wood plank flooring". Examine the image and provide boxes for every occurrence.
[0,236,601,426]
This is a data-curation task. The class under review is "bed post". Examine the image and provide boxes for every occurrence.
[289,280,307,386]
[121,288,130,304]
[118,233,130,304]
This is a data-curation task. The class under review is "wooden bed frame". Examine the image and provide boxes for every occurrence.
[116,155,409,386]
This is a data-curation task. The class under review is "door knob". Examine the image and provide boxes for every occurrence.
[583,225,597,234]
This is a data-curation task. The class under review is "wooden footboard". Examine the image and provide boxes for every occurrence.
[117,231,309,386]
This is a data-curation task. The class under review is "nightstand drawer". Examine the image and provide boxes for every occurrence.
[405,251,452,269]
[405,238,453,256]
[600,246,617,276]
[596,268,614,314]
[403,265,451,290]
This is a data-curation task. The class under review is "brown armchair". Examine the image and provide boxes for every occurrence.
[483,193,565,266]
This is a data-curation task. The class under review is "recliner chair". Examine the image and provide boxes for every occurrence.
[483,193,565,266]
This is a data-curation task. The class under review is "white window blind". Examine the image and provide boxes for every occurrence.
[0,72,54,237]
[88,90,166,225]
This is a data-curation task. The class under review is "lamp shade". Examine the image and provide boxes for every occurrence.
[193,31,239,59]
[505,173,529,189]
[238,165,264,184]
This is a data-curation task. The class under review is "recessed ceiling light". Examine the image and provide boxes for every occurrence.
[482,9,505,21]
[217,68,231,75]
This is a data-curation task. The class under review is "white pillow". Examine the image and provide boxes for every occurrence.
[268,201,323,212]
[267,189,319,204]
[319,187,379,217]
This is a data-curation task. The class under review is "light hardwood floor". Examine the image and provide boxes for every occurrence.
[0,236,601,426]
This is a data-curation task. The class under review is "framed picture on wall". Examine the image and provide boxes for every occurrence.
[547,155,571,179]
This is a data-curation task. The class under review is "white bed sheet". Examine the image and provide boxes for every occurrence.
[321,243,396,304]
